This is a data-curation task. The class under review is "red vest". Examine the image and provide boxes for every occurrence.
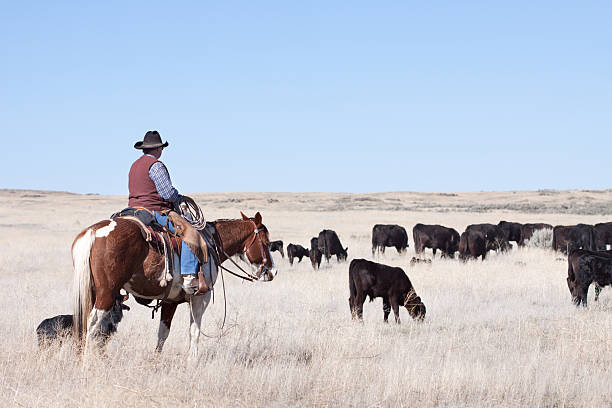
[128,155,173,212]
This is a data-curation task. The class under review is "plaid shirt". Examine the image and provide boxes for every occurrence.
[146,155,180,203]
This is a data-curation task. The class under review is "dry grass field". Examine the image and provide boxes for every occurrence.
[0,189,610,407]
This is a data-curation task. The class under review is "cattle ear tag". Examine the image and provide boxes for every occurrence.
[240,211,249,220]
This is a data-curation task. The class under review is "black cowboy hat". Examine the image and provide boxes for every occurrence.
[134,130,169,150]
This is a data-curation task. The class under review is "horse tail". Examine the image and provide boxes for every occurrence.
[72,228,96,344]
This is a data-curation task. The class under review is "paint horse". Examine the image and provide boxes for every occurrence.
[72,211,277,358]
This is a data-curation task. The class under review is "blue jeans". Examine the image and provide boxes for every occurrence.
[154,211,199,275]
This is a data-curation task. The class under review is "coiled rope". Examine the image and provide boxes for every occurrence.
[177,195,207,230]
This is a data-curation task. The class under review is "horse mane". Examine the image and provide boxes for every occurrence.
[213,219,269,234]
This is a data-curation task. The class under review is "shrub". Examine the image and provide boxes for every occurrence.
[524,228,553,249]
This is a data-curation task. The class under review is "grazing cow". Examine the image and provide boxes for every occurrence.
[458,230,489,261]
[413,223,460,258]
[287,243,309,265]
[36,315,73,346]
[309,237,322,270]
[371,224,408,256]
[269,240,285,258]
[518,223,553,246]
[317,229,348,262]
[567,249,612,306]
[498,221,522,244]
[348,259,425,323]
[37,294,129,347]
[552,224,595,254]
[594,222,612,250]
[466,223,510,253]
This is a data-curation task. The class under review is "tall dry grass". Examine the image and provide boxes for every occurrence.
[0,190,610,407]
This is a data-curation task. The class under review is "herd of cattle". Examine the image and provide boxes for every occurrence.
[269,221,612,321]
[269,229,348,269]
[272,221,612,265]
[37,220,611,345]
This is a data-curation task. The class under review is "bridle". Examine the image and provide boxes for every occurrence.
[241,219,275,280]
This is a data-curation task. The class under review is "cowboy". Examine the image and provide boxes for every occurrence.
[128,130,207,295]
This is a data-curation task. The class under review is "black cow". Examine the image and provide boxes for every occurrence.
[309,237,322,270]
[348,259,425,323]
[466,223,511,253]
[287,243,309,265]
[317,229,348,262]
[498,221,522,244]
[37,294,129,347]
[567,249,612,306]
[371,224,408,256]
[413,223,460,258]
[518,223,553,246]
[269,240,284,258]
[594,222,612,250]
[458,230,488,261]
[552,224,595,254]
[36,315,73,347]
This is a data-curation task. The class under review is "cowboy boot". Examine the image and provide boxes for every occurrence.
[193,267,208,296]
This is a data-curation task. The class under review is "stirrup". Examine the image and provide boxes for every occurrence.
[194,270,209,296]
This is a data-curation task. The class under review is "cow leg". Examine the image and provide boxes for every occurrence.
[594,284,601,302]
[353,293,366,321]
[188,292,212,360]
[382,297,391,323]
[156,302,178,353]
[348,296,355,319]
[390,299,401,324]
[573,284,589,307]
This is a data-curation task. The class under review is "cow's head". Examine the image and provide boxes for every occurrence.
[566,265,583,306]
[404,290,426,320]
[448,232,460,254]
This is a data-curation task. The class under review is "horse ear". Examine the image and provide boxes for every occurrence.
[254,212,262,224]
[240,211,249,220]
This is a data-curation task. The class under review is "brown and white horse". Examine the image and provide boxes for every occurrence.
[72,211,276,358]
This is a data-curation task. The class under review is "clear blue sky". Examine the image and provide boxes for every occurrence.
[1,1,610,194]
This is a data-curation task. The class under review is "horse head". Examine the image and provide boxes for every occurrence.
[240,211,278,281]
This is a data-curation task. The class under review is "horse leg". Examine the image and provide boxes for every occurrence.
[84,290,117,352]
[188,291,212,360]
[156,302,178,353]
[594,283,601,302]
